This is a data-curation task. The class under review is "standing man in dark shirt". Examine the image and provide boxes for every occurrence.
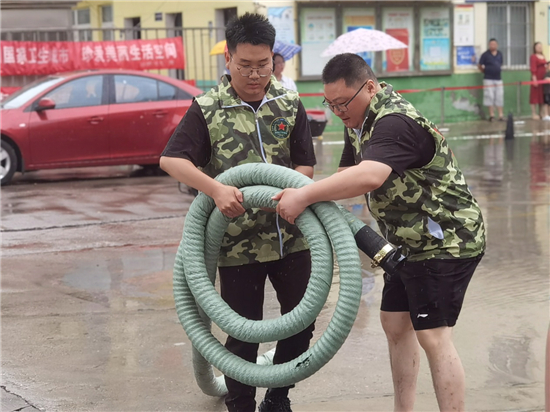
[274,53,485,412]
[160,13,316,412]
[478,38,504,121]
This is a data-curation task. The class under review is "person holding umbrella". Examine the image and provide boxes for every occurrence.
[273,53,485,412]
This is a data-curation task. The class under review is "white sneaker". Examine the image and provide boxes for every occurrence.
[543,116,550,121]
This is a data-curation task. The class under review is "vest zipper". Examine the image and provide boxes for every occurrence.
[222,94,287,258]
[257,95,286,258]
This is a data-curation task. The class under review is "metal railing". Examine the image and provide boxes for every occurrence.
[300,81,534,126]
[0,26,226,90]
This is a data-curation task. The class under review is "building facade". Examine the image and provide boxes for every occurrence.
[2,1,549,123]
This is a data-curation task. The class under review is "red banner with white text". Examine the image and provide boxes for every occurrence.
[0,38,185,76]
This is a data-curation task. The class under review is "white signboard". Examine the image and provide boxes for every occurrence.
[454,5,475,46]
[300,8,336,76]
[268,6,295,44]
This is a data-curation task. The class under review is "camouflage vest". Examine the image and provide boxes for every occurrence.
[195,75,309,267]
[347,83,485,261]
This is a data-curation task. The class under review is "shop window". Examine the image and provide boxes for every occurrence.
[487,2,531,68]
[298,2,453,78]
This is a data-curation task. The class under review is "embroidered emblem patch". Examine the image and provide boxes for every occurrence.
[270,117,291,140]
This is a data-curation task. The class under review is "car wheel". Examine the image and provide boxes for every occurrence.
[0,140,17,186]
[139,164,167,176]
[140,164,159,171]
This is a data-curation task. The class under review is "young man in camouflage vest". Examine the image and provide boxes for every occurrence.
[160,13,315,412]
[274,53,485,412]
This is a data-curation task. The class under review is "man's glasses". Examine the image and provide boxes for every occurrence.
[237,65,272,77]
[322,80,368,113]
[230,55,272,78]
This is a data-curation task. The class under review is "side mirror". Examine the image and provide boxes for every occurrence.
[36,98,56,111]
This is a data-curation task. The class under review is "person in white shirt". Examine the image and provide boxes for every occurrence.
[273,53,297,92]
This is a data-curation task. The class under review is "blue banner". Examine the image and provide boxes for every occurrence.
[456,46,476,66]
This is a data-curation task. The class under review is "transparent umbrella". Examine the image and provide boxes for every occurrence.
[321,28,407,57]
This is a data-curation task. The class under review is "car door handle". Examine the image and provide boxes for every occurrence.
[88,116,104,124]
[153,110,168,117]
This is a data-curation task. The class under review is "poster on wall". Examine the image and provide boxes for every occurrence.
[382,8,414,72]
[342,9,375,68]
[456,45,477,66]
[300,8,336,76]
[422,38,450,71]
[420,8,451,71]
[267,6,295,44]
[386,28,409,72]
[454,5,474,46]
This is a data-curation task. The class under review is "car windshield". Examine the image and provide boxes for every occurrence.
[1,76,65,109]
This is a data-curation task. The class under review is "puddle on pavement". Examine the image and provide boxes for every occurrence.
[63,248,177,297]
[56,131,549,392]
[313,131,550,385]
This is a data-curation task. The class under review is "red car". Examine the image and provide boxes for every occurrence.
[0,69,203,185]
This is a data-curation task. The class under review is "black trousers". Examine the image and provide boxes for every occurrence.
[219,250,314,412]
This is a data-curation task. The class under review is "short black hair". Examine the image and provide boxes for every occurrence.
[489,38,498,43]
[225,13,275,54]
[322,53,377,88]
[273,52,285,62]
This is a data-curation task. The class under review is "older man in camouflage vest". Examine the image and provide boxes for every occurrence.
[160,12,315,412]
[274,53,485,412]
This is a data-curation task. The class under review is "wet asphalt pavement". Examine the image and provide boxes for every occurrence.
[1,118,549,412]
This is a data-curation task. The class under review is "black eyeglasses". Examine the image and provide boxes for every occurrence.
[322,80,368,113]
[230,55,273,78]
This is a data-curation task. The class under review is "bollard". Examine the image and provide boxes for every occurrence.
[505,112,514,140]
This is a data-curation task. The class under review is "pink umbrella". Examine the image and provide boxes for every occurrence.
[321,28,408,57]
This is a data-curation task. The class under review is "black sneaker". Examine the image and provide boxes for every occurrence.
[258,396,292,412]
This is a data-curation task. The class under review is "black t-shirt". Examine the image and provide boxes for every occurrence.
[544,71,550,95]
[339,113,436,176]
[162,99,316,168]
[478,50,503,80]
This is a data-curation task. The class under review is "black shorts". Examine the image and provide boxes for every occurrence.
[544,93,550,105]
[381,255,483,330]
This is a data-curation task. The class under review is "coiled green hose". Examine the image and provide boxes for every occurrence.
[173,163,364,396]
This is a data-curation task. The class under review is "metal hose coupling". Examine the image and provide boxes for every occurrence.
[336,205,405,276]
[353,225,406,275]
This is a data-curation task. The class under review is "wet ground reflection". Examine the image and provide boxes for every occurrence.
[2,121,549,411]
[313,128,549,400]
